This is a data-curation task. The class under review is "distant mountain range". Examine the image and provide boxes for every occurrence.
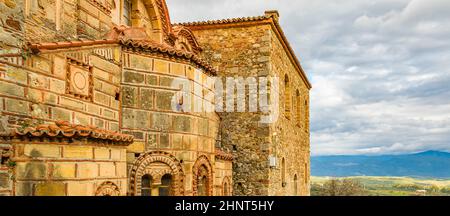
[311,151,450,178]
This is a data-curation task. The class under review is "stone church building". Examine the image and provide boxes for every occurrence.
[0,0,311,196]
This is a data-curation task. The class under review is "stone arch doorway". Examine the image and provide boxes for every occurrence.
[129,151,184,196]
[192,155,213,196]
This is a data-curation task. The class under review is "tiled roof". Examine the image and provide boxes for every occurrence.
[119,39,216,75]
[0,121,134,144]
[174,15,272,27]
[28,38,217,75]
[175,13,312,89]
[215,148,233,161]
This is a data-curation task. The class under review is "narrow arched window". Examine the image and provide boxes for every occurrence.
[296,90,301,125]
[141,174,152,196]
[223,182,229,196]
[159,174,172,196]
[284,75,291,119]
[281,158,286,187]
[198,176,208,196]
[123,0,132,26]
[294,174,298,196]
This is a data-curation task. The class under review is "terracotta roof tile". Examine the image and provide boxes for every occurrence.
[215,148,233,161]
[174,15,272,27]
[0,121,134,144]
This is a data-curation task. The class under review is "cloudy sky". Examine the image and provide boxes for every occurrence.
[166,0,450,156]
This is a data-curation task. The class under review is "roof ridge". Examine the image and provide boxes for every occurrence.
[173,15,272,26]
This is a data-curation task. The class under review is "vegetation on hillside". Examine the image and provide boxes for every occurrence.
[311,176,450,196]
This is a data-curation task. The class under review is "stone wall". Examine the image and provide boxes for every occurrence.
[190,24,273,196]
[9,139,128,196]
[0,142,12,196]
[269,24,311,196]
[120,50,222,196]
[188,16,311,196]
[0,45,122,133]
[0,0,24,50]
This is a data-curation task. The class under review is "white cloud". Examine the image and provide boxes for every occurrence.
[167,0,450,156]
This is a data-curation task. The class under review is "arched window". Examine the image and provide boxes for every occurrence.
[159,174,173,196]
[281,158,286,187]
[141,174,152,196]
[284,75,291,119]
[198,176,208,196]
[123,0,132,26]
[223,182,229,196]
[296,90,301,126]
[294,175,298,196]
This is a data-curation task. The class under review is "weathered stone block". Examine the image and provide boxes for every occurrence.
[140,88,153,110]
[173,115,191,133]
[154,59,169,73]
[127,142,145,153]
[50,78,66,94]
[32,57,52,74]
[51,107,71,122]
[29,73,50,90]
[122,109,150,129]
[151,113,171,130]
[35,182,66,196]
[87,104,101,115]
[24,144,61,158]
[110,149,122,161]
[52,163,76,178]
[52,56,67,79]
[60,96,85,111]
[116,162,127,177]
[146,75,157,85]
[160,133,170,148]
[15,182,33,196]
[123,71,145,84]
[64,146,93,159]
[122,86,138,108]
[155,91,174,110]
[99,162,115,177]
[0,173,9,189]
[43,92,57,104]
[147,133,157,149]
[0,80,25,97]
[74,112,90,125]
[94,148,110,160]
[67,182,94,196]
[160,76,174,87]
[77,163,98,178]
[94,92,110,106]
[16,162,47,179]
[171,63,185,76]
[5,66,28,84]
[6,98,29,114]
[129,54,152,71]
[90,55,120,74]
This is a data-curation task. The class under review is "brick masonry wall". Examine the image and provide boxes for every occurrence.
[120,51,222,195]
[0,45,122,133]
[10,139,127,196]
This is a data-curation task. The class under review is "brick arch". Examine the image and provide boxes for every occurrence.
[129,151,184,196]
[192,155,213,196]
[95,181,121,196]
[131,0,173,43]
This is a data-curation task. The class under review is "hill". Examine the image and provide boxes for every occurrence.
[311,151,450,178]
